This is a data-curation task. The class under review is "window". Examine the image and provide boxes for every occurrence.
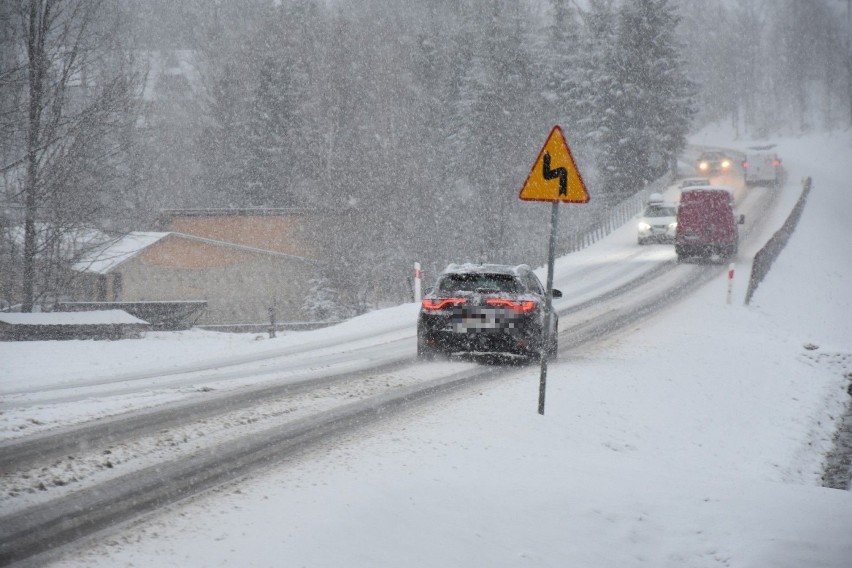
[438,273,520,293]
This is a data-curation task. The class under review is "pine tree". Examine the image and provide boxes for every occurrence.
[449,0,537,262]
[244,55,301,207]
[543,1,581,129]
[595,0,694,201]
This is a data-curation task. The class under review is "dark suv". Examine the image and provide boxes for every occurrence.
[416,263,560,361]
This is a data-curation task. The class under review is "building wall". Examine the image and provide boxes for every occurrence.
[118,254,314,324]
[164,214,322,258]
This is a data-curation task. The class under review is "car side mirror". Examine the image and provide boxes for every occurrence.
[551,289,563,299]
[738,214,745,224]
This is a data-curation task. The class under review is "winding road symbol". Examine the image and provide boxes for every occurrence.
[542,152,568,196]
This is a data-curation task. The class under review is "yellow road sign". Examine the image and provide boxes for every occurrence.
[519,126,590,203]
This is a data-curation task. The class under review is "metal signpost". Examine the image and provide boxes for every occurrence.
[518,125,590,415]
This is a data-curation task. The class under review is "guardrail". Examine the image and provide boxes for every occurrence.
[744,177,812,305]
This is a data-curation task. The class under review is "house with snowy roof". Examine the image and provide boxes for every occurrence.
[70,231,317,326]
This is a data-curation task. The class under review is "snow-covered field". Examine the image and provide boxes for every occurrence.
[3,127,851,567]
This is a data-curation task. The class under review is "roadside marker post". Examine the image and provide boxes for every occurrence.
[519,126,590,415]
[727,263,735,305]
[414,262,422,303]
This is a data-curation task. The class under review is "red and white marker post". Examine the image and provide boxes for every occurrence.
[414,262,422,303]
[726,263,735,304]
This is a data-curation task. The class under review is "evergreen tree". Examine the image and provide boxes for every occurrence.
[543,0,581,129]
[595,0,694,201]
[196,58,254,207]
[449,0,537,262]
[244,55,301,207]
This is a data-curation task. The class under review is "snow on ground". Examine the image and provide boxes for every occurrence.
[3,127,851,567]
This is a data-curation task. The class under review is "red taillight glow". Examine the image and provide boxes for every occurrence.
[742,161,749,168]
[773,159,780,167]
[484,299,537,312]
[421,298,466,310]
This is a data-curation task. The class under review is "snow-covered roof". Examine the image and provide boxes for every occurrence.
[73,232,170,275]
[0,310,148,326]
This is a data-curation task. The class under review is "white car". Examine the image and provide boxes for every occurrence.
[637,201,678,245]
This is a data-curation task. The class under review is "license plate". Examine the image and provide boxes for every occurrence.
[451,313,497,332]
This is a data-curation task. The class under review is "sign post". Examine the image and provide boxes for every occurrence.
[519,126,590,415]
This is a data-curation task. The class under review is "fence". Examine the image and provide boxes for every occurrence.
[744,177,812,305]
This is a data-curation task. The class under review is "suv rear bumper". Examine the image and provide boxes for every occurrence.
[417,312,544,356]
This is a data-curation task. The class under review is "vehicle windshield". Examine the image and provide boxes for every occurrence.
[437,273,520,293]
[643,205,677,217]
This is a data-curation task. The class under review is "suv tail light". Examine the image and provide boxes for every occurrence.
[422,298,466,310]
[484,299,537,312]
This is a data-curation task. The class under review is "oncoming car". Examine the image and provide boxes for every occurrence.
[416,263,560,362]
[637,197,678,245]
[696,151,731,175]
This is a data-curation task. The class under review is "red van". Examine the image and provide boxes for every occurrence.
[675,187,744,261]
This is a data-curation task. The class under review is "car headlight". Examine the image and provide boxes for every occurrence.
[638,221,651,231]
[721,159,731,169]
[698,162,708,170]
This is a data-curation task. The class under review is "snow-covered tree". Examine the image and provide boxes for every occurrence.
[449,0,538,262]
[595,0,694,201]
[0,0,143,311]
[301,277,346,322]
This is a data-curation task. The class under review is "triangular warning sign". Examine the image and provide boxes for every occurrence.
[519,126,590,203]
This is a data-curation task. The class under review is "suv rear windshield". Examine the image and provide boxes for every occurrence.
[437,273,521,293]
